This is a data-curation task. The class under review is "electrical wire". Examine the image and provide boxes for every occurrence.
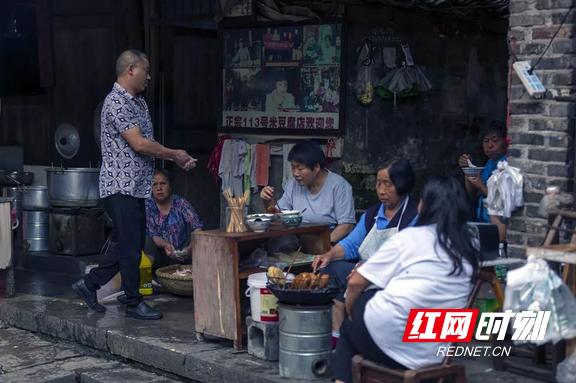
[529,4,575,74]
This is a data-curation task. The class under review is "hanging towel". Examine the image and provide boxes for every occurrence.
[218,140,235,193]
[233,141,248,178]
[243,144,252,204]
[282,143,295,187]
[219,139,244,196]
[207,135,230,182]
[255,144,270,186]
[249,144,257,192]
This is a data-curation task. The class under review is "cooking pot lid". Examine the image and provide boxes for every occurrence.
[55,123,80,159]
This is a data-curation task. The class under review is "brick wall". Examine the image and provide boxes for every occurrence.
[507,0,576,254]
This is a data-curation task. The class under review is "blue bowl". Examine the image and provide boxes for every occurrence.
[280,214,303,227]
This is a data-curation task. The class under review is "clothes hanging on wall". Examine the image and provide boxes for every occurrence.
[218,140,244,196]
[207,135,231,182]
[218,139,266,198]
[255,144,270,186]
[243,144,259,204]
[282,143,295,187]
[249,144,257,190]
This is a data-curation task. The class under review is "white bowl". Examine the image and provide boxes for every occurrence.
[247,213,274,220]
[281,210,300,216]
[462,167,484,177]
[246,218,271,232]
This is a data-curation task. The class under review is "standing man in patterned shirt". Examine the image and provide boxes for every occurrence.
[72,49,196,320]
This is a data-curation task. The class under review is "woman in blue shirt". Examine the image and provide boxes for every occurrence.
[458,121,508,243]
[312,159,418,346]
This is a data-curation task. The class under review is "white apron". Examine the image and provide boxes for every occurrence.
[358,197,409,261]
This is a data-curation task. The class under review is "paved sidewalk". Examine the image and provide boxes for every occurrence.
[0,322,186,382]
[0,269,550,382]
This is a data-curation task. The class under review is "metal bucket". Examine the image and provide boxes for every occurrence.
[279,304,332,380]
[23,210,49,252]
[21,186,49,210]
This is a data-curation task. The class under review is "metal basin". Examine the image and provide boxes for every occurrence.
[46,168,99,207]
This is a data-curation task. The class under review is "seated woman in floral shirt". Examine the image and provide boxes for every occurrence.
[145,169,203,268]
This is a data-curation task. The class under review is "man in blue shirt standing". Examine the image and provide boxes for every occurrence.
[72,49,197,320]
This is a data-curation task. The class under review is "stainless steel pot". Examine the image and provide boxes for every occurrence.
[46,168,99,207]
[21,186,49,210]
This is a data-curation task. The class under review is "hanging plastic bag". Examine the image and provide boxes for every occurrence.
[354,39,374,106]
[485,160,524,218]
[504,256,576,345]
[375,42,432,106]
[538,186,560,218]
[557,350,576,383]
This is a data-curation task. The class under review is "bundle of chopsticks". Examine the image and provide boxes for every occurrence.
[223,188,249,233]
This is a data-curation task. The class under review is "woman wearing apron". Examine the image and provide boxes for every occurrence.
[312,159,418,346]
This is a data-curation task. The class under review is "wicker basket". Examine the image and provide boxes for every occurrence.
[155,264,194,296]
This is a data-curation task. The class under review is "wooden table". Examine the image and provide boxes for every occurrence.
[191,224,331,350]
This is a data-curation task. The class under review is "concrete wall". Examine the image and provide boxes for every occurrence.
[341,6,510,210]
[507,0,576,253]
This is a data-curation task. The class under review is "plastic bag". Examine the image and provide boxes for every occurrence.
[485,160,524,218]
[538,186,560,218]
[504,256,576,345]
[557,350,576,383]
[375,43,432,106]
[354,40,374,106]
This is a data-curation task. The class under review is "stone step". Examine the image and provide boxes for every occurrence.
[0,295,299,383]
[0,327,182,383]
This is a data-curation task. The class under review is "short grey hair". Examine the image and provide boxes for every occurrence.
[115,49,148,77]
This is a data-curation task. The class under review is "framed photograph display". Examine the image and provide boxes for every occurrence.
[223,0,254,18]
[221,23,343,134]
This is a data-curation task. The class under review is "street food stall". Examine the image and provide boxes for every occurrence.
[192,223,330,350]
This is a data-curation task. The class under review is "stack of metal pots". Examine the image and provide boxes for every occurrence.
[21,186,50,252]
[45,167,104,256]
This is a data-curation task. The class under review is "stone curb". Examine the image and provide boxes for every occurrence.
[0,299,288,383]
